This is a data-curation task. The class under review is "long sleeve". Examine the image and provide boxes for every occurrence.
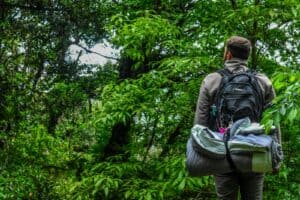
[194,73,222,126]
[194,78,211,126]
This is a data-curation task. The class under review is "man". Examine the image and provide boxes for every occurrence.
[194,36,281,200]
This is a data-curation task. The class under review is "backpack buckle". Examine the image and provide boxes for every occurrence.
[219,127,228,134]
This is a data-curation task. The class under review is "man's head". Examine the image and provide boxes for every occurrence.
[224,36,251,61]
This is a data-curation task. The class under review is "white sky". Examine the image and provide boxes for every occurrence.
[68,41,118,65]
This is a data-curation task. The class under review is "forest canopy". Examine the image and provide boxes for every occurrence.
[0,0,299,199]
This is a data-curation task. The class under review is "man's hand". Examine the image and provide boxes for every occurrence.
[272,163,281,174]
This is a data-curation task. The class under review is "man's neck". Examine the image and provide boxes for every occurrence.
[224,58,248,73]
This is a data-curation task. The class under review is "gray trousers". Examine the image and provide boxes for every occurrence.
[214,172,264,200]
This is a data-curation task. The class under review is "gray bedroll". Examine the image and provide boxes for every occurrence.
[186,138,232,176]
[186,118,283,176]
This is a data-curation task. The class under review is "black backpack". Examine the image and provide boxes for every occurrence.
[209,69,264,131]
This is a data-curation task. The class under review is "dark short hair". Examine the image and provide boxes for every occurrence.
[226,36,251,59]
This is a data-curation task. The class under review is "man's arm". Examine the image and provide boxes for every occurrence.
[194,73,221,126]
[194,78,211,126]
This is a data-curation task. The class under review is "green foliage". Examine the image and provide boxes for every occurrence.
[109,12,181,69]
[0,166,48,199]
[261,69,300,199]
[0,123,70,199]
[59,157,213,200]
[262,70,300,130]
[0,0,299,199]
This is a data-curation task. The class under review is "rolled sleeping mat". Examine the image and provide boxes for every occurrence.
[186,138,232,176]
[186,137,273,175]
[190,124,226,159]
[186,119,283,176]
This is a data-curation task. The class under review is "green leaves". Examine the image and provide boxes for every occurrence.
[287,109,298,122]
[263,70,300,129]
[65,156,213,200]
[1,1,299,199]
[109,12,181,68]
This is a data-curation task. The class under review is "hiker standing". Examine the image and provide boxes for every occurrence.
[193,36,281,200]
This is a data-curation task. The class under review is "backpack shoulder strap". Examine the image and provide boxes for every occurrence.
[212,69,232,128]
[217,68,232,77]
[245,69,264,102]
[246,69,257,75]
[216,69,232,90]
[235,69,265,121]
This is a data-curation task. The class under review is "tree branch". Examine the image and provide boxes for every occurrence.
[143,116,159,163]
[73,43,119,61]
[75,50,83,63]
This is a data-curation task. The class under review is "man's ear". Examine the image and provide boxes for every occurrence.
[226,51,233,60]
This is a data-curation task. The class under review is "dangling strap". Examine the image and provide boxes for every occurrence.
[224,129,238,171]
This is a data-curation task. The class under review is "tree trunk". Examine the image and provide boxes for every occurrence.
[88,98,92,113]
[160,125,181,157]
[118,57,135,80]
[230,0,237,9]
[47,111,59,135]
[102,56,134,160]
[143,117,159,163]
[250,31,257,70]
[250,0,260,69]
[103,121,131,160]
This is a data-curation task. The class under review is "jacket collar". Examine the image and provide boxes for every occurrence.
[224,58,248,73]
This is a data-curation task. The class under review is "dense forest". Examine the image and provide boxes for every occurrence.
[0,0,299,199]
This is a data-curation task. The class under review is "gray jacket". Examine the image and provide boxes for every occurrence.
[193,58,281,143]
